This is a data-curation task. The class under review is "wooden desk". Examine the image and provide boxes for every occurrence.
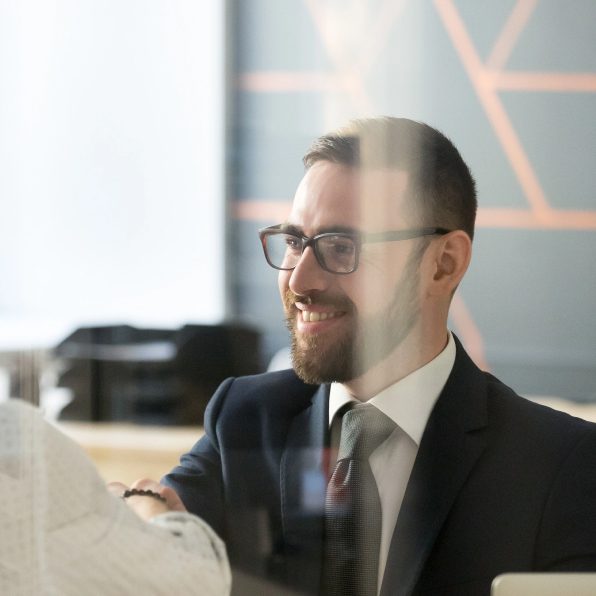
[57,421,203,485]
[56,398,596,486]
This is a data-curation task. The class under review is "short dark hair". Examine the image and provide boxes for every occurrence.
[303,117,477,240]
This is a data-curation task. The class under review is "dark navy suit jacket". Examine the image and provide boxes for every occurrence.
[163,338,596,595]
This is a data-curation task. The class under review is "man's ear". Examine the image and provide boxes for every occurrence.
[428,230,472,296]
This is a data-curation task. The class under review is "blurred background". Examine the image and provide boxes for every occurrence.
[1,0,595,452]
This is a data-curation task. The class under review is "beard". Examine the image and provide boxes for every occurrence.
[284,256,421,385]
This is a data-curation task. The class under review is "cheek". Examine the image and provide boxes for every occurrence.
[338,274,384,317]
[354,248,417,309]
[278,271,291,299]
[348,268,402,315]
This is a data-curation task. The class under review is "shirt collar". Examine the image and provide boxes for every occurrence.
[328,332,456,445]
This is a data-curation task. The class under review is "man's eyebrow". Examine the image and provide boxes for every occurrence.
[279,223,303,235]
[318,225,360,235]
[279,223,360,236]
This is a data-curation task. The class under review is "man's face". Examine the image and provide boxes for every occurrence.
[278,160,425,385]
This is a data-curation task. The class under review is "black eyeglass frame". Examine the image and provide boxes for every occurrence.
[258,224,451,275]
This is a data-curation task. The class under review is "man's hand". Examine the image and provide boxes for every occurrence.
[107,478,187,521]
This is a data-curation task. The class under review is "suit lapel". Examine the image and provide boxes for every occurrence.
[380,339,489,596]
[281,383,330,592]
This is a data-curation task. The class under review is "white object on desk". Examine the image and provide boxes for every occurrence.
[492,573,596,596]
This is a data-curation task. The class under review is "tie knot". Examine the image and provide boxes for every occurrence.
[337,404,396,461]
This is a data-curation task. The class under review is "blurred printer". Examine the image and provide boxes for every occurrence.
[55,323,261,425]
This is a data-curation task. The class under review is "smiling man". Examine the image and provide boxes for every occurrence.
[163,117,596,596]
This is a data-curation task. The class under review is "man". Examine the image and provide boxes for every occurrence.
[0,399,231,595]
[163,117,596,595]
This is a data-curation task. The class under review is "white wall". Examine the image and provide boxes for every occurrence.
[0,0,225,346]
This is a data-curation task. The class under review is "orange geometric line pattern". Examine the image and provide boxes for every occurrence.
[486,0,538,70]
[236,0,596,231]
[435,0,596,230]
[352,0,410,75]
[238,70,596,94]
[435,0,552,218]
[493,72,596,92]
[234,200,292,222]
[300,0,417,116]
[234,201,596,230]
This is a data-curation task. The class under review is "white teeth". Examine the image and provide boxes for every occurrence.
[302,310,337,322]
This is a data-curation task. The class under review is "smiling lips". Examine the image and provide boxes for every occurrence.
[290,297,348,328]
[300,310,341,323]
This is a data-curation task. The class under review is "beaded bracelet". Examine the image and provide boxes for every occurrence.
[122,488,167,503]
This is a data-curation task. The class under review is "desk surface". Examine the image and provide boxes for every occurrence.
[55,397,596,485]
[57,421,203,485]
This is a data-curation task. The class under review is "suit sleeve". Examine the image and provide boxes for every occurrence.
[162,377,235,540]
[535,424,596,570]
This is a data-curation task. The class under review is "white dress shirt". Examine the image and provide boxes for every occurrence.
[328,332,456,590]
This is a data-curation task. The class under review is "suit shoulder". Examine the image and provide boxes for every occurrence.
[483,370,596,442]
[208,368,319,420]
[223,368,316,401]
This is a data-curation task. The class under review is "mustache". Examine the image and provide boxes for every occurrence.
[283,289,354,312]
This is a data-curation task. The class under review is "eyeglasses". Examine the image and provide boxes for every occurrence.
[258,224,450,274]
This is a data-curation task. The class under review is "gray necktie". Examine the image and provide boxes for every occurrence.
[321,404,396,596]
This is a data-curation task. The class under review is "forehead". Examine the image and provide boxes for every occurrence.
[289,161,411,234]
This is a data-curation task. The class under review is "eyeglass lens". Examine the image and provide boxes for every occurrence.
[264,233,357,274]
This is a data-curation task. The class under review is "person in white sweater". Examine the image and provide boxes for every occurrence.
[0,399,231,596]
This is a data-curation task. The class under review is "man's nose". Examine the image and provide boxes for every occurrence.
[288,246,330,296]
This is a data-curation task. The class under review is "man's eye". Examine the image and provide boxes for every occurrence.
[334,243,354,255]
[284,235,301,250]
[318,237,356,265]
[329,240,355,256]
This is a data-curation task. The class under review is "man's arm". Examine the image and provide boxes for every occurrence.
[161,377,235,538]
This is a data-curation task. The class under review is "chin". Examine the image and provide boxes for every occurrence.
[290,336,356,385]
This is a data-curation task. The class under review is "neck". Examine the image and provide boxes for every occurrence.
[342,326,450,401]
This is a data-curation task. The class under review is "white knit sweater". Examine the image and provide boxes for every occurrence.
[0,399,231,595]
